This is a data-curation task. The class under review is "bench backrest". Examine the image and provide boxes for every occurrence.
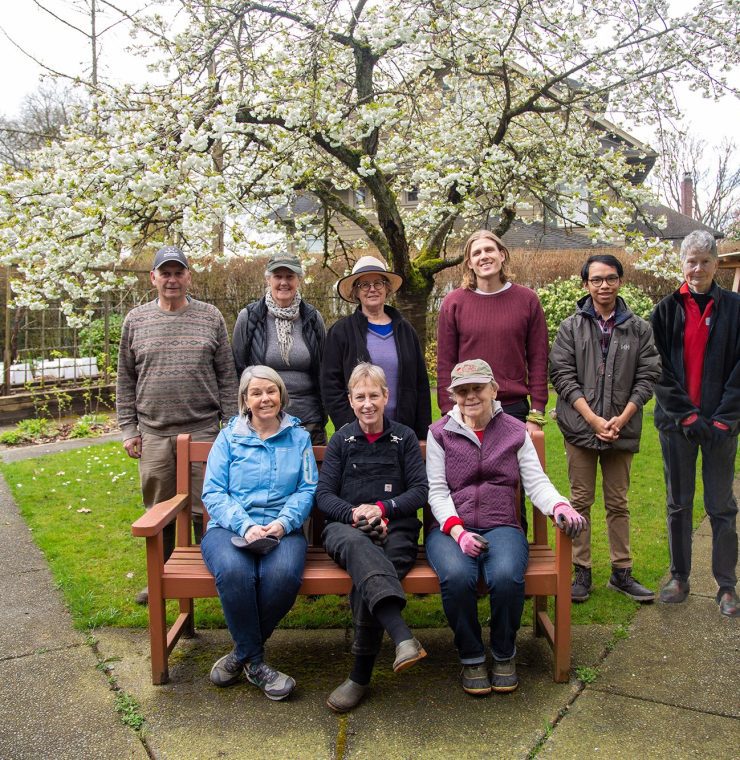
[177,430,549,547]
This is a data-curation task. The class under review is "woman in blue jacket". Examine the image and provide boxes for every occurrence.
[201,365,318,701]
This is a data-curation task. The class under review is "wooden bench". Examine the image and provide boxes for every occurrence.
[131,430,572,685]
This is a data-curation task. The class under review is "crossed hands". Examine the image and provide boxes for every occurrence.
[245,521,285,543]
[589,415,624,443]
[351,504,387,545]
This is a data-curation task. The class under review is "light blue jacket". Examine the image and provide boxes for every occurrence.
[202,413,318,537]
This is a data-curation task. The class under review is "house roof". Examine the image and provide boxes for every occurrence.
[630,203,723,241]
[500,219,610,250]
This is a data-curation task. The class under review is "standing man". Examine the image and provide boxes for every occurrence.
[117,246,238,604]
[651,231,739,617]
[550,254,661,603]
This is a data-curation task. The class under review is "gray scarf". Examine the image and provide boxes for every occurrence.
[265,289,301,365]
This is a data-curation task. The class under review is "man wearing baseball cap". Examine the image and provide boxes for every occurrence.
[117,245,238,604]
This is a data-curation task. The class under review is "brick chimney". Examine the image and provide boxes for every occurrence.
[680,173,694,218]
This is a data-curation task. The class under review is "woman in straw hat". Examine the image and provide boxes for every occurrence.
[321,256,431,439]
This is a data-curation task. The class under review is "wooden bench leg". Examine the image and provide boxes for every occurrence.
[146,536,169,685]
[553,530,572,683]
[533,596,547,637]
[180,598,195,638]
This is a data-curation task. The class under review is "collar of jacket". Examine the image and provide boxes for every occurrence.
[229,411,300,443]
[675,280,721,306]
[577,294,632,326]
[442,401,503,446]
[341,415,402,444]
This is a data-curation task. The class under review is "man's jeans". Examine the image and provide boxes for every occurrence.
[659,430,738,593]
[323,517,421,656]
[426,526,529,663]
[201,526,307,664]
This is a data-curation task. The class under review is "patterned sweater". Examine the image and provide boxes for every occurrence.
[116,299,238,440]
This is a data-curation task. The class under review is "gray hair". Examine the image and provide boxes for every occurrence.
[680,230,717,261]
[238,365,289,415]
[347,362,389,395]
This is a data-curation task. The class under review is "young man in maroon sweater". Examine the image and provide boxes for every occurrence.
[651,230,740,618]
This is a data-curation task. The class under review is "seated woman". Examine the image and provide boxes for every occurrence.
[316,362,429,713]
[425,359,584,696]
[200,365,318,701]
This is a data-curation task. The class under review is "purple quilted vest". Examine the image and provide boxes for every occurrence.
[430,411,525,531]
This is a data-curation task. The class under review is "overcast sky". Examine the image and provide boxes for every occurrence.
[1,0,737,151]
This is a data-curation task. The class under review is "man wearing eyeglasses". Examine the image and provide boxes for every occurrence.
[651,231,739,618]
[549,255,661,604]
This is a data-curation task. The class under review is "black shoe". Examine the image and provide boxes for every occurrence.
[659,577,690,604]
[717,589,739,618]
[327,678,368,712]
[607,567,655,603]
[571,565,592,603]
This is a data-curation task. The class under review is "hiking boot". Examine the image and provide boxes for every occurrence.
[393,637,427,673]
[659,577,690,604]
[571,565,592,603]
[326,678,368,712]
[607,567,655,603]
[491,658,518,693]
[461,664,492,696]
[134,587,149,605]
[210,651,245,687]
[717,589,739,618]
[246,661,296,701]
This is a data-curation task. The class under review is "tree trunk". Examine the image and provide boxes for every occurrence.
[394,274,435,353]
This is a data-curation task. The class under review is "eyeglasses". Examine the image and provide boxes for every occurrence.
[356,279,388,291]
[588,274,620,287]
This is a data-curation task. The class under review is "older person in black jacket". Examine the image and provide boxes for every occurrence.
[651,230,740,618]
[232,252,327,444]
[317,362,428,713]
[321,256,431,440]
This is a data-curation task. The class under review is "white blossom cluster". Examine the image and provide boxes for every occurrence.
[0,0,737,320]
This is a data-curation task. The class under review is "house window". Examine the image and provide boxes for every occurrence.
[406,188,419,203]
[354,187,367,207]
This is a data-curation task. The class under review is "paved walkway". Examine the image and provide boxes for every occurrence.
[0,437,737,759]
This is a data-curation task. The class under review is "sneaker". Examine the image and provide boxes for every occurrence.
[210,651,245,687]
[717,589,739,618]
[659,577,690,604]
[134,587,149,606]
[246,661,296,701]
[491,658,518,693]
[571,565,592,603]
[607,567,655,603]
[461,664,492,696]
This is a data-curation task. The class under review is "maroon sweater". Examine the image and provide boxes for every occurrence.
[436,285,549,413]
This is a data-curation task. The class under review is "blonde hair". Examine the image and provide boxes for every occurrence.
[347,362,389,395]
[238,365,289,415]
[461,229,511,289]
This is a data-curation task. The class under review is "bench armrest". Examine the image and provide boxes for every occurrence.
[131,494,189,537]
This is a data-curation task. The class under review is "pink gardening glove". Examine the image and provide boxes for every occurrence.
[456,530,490,558]
[553,503,586,538]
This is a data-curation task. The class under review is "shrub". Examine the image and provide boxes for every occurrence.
[69,414,106,439]
[537,276,655,344]
[79,314,124,373]
[0,418,57,445]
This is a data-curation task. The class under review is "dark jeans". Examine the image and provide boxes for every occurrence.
[302,420,328,446]
[426,526,529,663]
[502,399,530,535]
[201,526,307,663]
[659,429,738,594]
[323,517,421,656]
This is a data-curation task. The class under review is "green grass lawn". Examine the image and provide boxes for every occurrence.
[1,397,727,633]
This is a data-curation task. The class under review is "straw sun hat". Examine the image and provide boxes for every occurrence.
[335,256,404,303]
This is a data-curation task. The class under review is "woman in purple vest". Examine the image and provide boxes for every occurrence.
[425,359,584,695]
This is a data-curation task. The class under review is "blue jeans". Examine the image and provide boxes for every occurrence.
[659,430,738,594]
[426,526,529,663]
[201,526,307,663]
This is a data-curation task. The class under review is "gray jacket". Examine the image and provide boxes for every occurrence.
[549,296,661,452]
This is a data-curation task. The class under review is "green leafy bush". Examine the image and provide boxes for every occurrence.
[69,413,107,439]
[537,276,655,344]
[0,418,57,445]
[78,314,124,373]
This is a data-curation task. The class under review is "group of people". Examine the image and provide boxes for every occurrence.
[117,227,738,708]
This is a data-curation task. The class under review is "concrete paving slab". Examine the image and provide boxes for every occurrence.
[596,595,740,718]
[684,530,739,599]
[0,569,82,657]
[540,690,738,759]
[95,624,612,760]
[0,647,147,760]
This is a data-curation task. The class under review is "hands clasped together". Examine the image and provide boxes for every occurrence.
[351,504,388,546]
